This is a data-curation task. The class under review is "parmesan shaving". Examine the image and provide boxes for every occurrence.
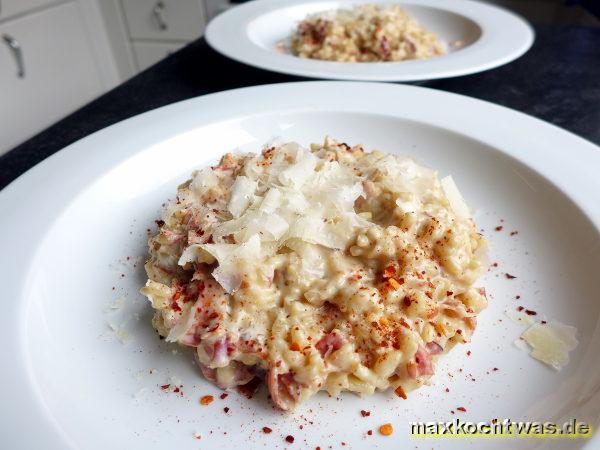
[227,175,256,218]
[521,321,578,370]
[441,175,471,219]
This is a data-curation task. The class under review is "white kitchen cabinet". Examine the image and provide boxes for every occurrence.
[132,40,184,71]
[0,2,105,155]
[0,0,60,20]
[122,0,205,41]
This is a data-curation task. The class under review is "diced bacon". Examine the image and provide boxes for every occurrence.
[380,36,391,59]
[188,228,207,245]
[267,370,304,411]
[404,37,417,53]
[199,363,218,383]
[425,341,443,355]
[199,361,256,389]
[407,345,434,379]
[161,229,185,243]
[180,332,201,347]
[233,363,256,386]
[315,332,344,358]
[203,337,236,367]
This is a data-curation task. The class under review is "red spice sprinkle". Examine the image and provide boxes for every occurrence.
[445,388,450,392]
[285,435,295,443]
[466,350,472,356]
[505,273,517,279]
[367,430,373,436]
[160,384,170,390]
[495,226,503,231]
[262,427,272,434]
[155,220,165,227]
[446,291,454,296]
[457,407,467,412]
[223,407,229,413]
[493,367,499,371]
[510,231,519,236]
[491,262,498,268]
[517,306,524,312]
[516,295,521,299]
[360,410,371,417]
[525,309,537,316]
[220,393,228,400]
[200,395,214,406]
[541,320,547,324]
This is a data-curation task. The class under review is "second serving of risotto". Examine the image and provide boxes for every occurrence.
[141,137,487,410]
[290,4,446,62]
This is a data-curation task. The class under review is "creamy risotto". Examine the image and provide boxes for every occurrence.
[290,4,446,62]
[141,137,487,410]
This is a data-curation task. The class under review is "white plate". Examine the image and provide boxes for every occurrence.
[1,82,599,450]
[205,0,534,81]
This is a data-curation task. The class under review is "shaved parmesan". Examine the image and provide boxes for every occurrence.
[395,192,419,214]
[140,280,172,309]
[200,234,262,293]
[190,168,218,192]
[326,182,364,212]
[521,321,578,370]
[259,188,283,213]
[178,244,217,266]
[278,148,317,188]
[228,176,257,218]
[166,299,200,342]
[441,175,471,219]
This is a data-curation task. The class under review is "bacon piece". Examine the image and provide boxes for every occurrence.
[407,345,435,379]
[200,337,236,366]
[380,36,391,60]
[315,332,344,358]
[199,364,218,384]
[188,228,207,245]
[160,229,185,243]
[267,370,304,411]
[425,341,443,355]
[199,361,256,389]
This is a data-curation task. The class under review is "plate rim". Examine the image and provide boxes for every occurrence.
[205,0,535,81]
[1,81,599,449]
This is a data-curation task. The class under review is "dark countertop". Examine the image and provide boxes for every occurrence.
[1,24,599,190]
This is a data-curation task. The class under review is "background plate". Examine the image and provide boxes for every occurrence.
[1,82,599,449]
[206,0,534,81]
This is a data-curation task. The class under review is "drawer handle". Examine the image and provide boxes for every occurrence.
[2,34,25,78]
[152,1,168,31]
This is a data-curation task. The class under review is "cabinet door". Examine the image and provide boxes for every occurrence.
[0,0,59,20]
[121,0,206,41]
[0,2,104,155]
[132,41,183,71]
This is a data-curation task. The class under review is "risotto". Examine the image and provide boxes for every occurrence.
[290,4,446,62]
[141,137,487,410]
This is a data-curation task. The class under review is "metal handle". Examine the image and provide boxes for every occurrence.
[3,34,25,78]
[152,1,168,31]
